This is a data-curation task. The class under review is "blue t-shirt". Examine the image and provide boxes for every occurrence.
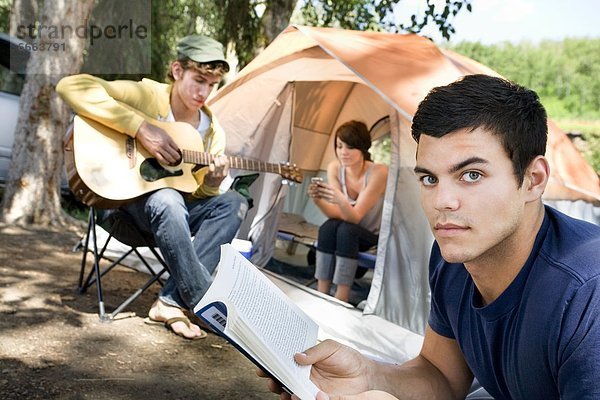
[428,206,600,400]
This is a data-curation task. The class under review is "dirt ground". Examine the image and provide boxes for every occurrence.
[0,223,278,399]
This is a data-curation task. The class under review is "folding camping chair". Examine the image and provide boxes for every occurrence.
[76,207,169,321]
[75,173,260,322]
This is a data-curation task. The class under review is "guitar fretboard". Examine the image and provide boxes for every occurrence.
[182,150,282,175]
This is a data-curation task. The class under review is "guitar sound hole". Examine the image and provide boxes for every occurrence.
[140,158,183,182]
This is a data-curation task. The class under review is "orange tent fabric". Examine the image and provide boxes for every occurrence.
[210,25,599,335]
[212,25,599,203]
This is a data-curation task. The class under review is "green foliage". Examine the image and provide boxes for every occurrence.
[371,135,392,166]
[212,0,263,69]
[87,0,222,82]
[146,0,221,82]
[84,0,270,80]
[299,0,472,40]
[0,0,10,33]
[586,133,600,174]
[299,0,381,31]
[447,38,600,120]
[3,0,473,81]
[578,132,600,176]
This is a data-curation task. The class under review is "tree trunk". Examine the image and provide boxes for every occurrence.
[9,0,39,36]
[261,0,298,45]
[0,0,95,227]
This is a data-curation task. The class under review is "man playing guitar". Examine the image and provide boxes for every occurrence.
[57,35,248,339]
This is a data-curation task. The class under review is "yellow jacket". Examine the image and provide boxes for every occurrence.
[56,74,225,199]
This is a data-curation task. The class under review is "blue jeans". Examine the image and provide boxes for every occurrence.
[316,219,378,258]
[122,188,248,310]
[314,219,379,285]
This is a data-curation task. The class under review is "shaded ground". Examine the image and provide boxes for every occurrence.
[0,223,276,399]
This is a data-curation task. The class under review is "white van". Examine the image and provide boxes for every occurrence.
[0,33,27,186]
[0,90,20,185]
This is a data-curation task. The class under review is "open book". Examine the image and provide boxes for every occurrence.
[193,244,320,400]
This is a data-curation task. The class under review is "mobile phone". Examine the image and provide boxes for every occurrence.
[311,177,324,184]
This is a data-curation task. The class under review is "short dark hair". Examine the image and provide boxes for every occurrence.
[411,74,548,186]
[335,120,372,161]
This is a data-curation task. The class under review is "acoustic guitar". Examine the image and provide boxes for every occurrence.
[64,115,303,209]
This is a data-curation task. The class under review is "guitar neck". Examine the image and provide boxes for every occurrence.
[182,150,283,175]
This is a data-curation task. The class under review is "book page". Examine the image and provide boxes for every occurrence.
[228,256,314,364]
[194,244,319,400]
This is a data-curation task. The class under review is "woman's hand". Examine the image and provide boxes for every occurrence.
[308,181,322,200]
[308,181,342,204]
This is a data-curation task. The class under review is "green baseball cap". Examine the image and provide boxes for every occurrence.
[177,35,229,71]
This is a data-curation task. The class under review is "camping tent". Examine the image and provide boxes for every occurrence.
[209,25,600,336]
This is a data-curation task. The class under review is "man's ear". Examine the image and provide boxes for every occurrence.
[171,61,184,81]
[524,155,550,201]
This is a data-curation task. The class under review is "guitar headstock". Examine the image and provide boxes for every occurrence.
[280,162,303,184]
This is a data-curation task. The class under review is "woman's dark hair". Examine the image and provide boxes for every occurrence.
[411,74,548,186]
[334,120,372,161]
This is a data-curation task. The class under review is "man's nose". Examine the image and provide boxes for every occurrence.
[433,183,460,211]
[197,83,211,97]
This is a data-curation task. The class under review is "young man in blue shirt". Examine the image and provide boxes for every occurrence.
[261,74,600,399]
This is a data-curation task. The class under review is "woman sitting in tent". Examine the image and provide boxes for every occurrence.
[308,120,388,303]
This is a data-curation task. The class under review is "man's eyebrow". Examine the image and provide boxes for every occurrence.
[449,157,488,173]
[413,157,489,176]
[413,166,432,175]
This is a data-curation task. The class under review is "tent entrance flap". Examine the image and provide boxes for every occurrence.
[239,83,295,266]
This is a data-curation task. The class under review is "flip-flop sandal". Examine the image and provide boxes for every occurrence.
[143,317,165,326]
[144,316,207,340]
